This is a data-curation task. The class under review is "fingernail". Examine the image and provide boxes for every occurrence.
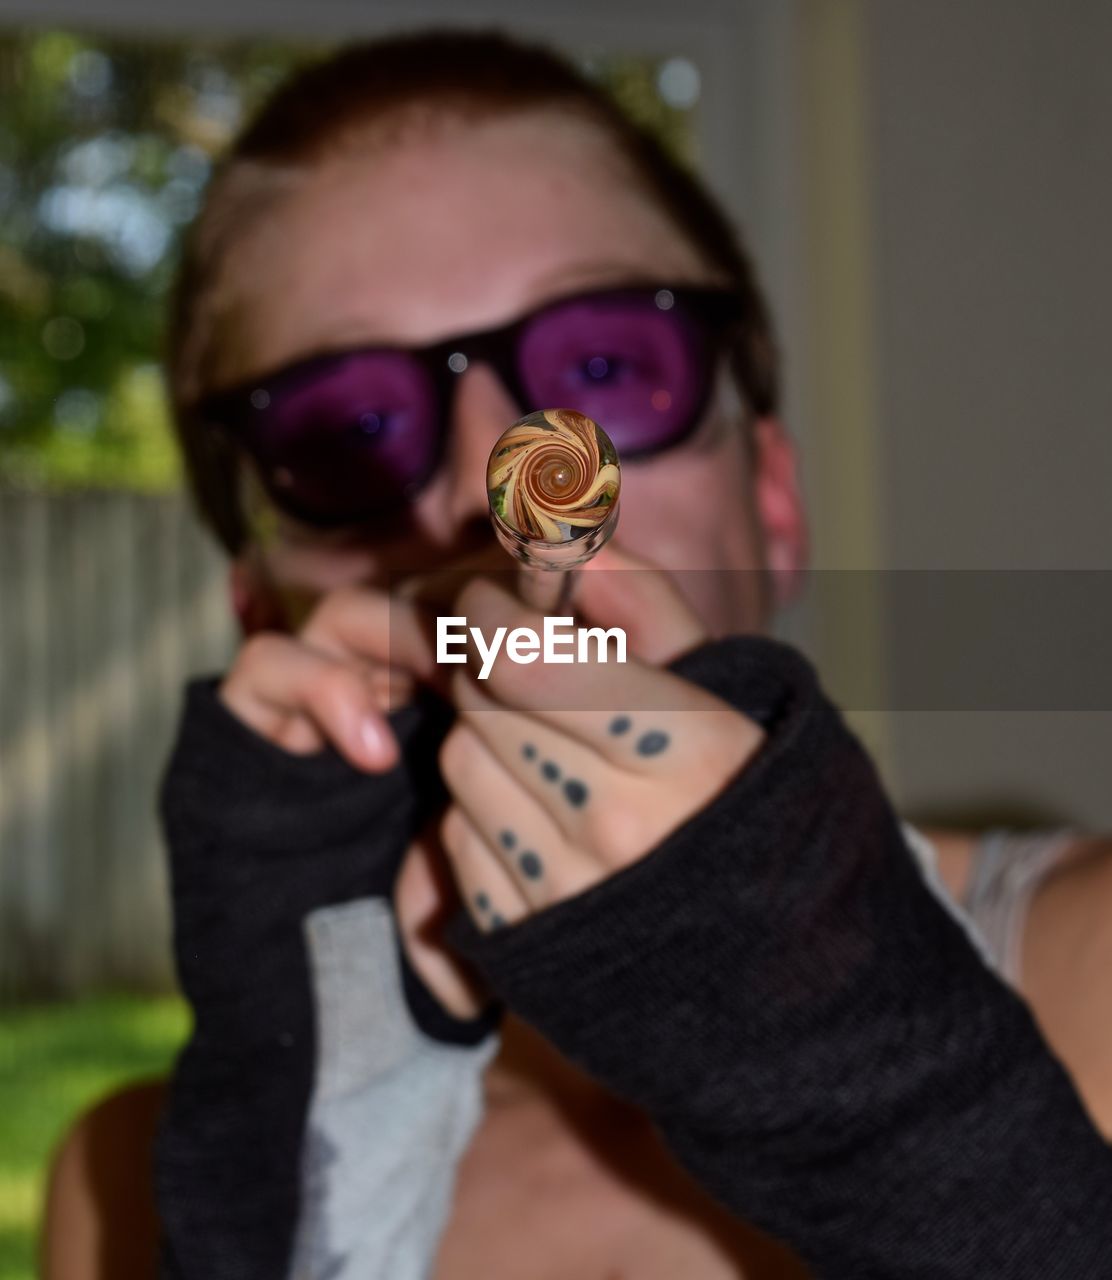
[360,716,391,764]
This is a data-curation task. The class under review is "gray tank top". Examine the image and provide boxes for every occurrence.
[904,822,1083,991]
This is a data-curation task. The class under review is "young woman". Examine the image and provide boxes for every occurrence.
[43,30,1112,1280]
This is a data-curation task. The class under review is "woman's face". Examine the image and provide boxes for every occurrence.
[216,110,805,635]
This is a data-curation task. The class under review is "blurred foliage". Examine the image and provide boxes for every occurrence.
[0,994,188,1280]
[0,29,696,494]
[0,31,318,492]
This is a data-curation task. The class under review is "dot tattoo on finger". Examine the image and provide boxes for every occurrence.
[499,829,516,850]
[607,716,670,757]
[636,730,671,757]
[519,742,587,806]
[518,850,544,880]
[474,891,506,930]
[563,779,588,808]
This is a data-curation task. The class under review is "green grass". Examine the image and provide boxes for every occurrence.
[0,995,189,1280]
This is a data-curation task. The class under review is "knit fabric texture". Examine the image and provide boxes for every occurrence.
[154,678,500,1280]
[445,634,1112,1277]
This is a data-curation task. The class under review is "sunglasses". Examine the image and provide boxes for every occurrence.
[196,282,748,529]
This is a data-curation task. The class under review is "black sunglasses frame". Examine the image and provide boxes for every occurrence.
[195,282,748,529]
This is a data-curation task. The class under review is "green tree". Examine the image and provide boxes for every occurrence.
[0,31,315,491]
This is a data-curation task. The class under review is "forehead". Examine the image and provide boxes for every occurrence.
[219,110,712,379]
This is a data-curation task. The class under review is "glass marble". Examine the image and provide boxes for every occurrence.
[486,408,621,571]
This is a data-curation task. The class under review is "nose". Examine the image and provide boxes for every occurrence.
[415,361,522,545]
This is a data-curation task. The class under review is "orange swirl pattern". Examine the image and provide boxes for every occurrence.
[487,409,620,553]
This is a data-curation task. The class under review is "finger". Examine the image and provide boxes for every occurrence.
[453,670,714,871]
[453,665,765,862]
[451,673,718,871]
[299,584,443,689]
[219,631,399,771]
[439,721,600,903]
[393,832,490,1019]
[439,804,528,932]
[575,540,708,664]
[454,577,735,762]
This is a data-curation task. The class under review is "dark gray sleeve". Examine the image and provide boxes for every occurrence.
[444,635,1112,1279]
[155,679,501,1280]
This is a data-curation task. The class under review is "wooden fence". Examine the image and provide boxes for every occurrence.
[0,490,235,997]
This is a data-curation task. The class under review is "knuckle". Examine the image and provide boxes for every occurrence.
[313,660,364,713]
[694,712,764,778]
[583,796,650,865]
[233,629,286,676]
[302,583,361,637]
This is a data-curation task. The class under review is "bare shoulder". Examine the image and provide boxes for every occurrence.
[918,826,1112,1136]
[1021,833,1112,1136]
[40,1078,166,1280]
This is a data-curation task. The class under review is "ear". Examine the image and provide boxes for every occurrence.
[750,416,809,608]
[228,551,291,637]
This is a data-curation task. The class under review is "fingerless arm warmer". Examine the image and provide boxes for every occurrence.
[155,678,501,1280]
[445,635,1112,1278]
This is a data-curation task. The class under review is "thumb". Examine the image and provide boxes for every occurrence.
[573,541,707,665]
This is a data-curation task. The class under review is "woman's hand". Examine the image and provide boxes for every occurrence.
[215,543,524,770]
[217,582,440,770]
[433,558,766,932]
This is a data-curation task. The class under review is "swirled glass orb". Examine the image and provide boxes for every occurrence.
[487,408,621,569]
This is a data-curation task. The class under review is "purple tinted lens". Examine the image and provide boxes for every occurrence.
[517,292,710,454]
[245,351,439,521]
